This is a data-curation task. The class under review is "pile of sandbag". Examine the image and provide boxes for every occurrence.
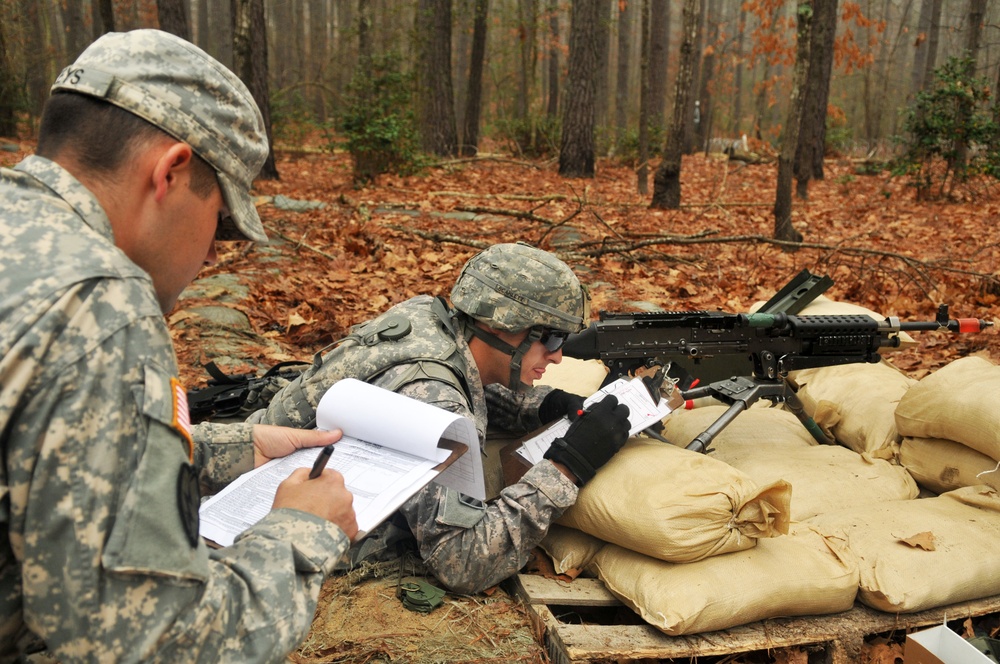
[894,355,1000,493]
[535,304,1000,636]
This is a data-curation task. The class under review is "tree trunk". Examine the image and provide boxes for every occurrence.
[648,0,670,127]
[650,0,698,209]
[0,14,16,137]
[614,0,634,150]
[811,0,837,180]
[911,0,934,96]
[516,0,538,131]
[594,0,612,132]
[638,0,651,195]
[922,0,942,87]
[60,0,89,62]
[696,0,718,155]
[794,0,836,199]
[732,5,745,135]
[97,0,115,33]
[558,0,601,177]
[773,1,811,244]
[462,0,489,156]
[232,0,278,179]
[158,0,191,41]
[683,0,705,154]
[19,0,48,126]
[416,0,458,156]
[545,0,560,118]
[953,0,987,175]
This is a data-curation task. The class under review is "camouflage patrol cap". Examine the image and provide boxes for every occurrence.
[451,242,589,333]
[51,29,268,243]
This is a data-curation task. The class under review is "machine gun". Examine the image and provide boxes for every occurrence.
[562,280,993,454]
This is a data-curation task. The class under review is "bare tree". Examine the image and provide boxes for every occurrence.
[462,0,489,156]
[953,0,987,174]
[158,0,191,41]
[545,0,560,118]
[795,0,837,199]
[638,0,651,195]
[650,0,698,209]
[773,1,811,243]
[232,0,277,179]
[415,0,458,156]
[614,0,634,150]
[559,0,602,177]
[911,0,935,96]
[648,0,670,127]
[0,10,16,137]
[682,0,705,154]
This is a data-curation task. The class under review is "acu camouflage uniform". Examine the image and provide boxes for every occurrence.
[248,247,585,595]
[0,30,349,663]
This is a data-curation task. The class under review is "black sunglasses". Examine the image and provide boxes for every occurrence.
[538,328,569,352]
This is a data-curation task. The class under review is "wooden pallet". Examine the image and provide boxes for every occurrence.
[508,574,1000,664]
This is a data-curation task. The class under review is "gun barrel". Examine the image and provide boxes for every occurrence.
[896,318,993,333]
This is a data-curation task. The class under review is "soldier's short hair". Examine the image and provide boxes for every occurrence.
[37,93,217,200]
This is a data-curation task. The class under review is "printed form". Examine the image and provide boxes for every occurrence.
[199,378,480,545]
[517,377,673,465]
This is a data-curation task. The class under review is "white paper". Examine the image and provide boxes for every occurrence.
[198,378,481,546]
[517,377,673,465]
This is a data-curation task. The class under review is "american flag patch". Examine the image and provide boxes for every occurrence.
[171,377,195,462]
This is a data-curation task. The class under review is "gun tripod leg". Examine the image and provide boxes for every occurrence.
[783,388,835,445]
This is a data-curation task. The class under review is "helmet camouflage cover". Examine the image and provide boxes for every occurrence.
[451,242,589,333]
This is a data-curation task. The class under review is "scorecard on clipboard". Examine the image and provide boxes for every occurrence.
[516,376,676,465]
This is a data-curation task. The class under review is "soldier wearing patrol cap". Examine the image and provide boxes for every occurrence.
[0,29,358,661]
[249,242,632,594]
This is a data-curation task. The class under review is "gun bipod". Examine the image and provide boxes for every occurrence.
[680,375,834,453]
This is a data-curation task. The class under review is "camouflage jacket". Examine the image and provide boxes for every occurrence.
[0,157,350,662]
[246,295,579,594]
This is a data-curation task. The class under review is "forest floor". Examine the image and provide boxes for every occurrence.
[4,136,1000,663]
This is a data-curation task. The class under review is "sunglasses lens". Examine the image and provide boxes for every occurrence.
[540,329,568,352]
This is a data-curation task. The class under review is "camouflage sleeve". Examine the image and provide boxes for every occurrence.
[398,461,577,595]
[191,420,255,494]
[7,298,346,661]
[484,383,553,433]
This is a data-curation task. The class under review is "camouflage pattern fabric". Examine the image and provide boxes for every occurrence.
[248,295,579,594]
[0,161,348,660]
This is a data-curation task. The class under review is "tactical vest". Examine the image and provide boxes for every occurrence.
[247,295,473,428]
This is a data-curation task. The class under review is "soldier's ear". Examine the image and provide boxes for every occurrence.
[151,142,195,203]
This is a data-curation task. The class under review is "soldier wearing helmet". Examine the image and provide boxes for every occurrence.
[249,242,631,594]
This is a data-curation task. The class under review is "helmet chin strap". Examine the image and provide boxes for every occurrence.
[466,324,542,391]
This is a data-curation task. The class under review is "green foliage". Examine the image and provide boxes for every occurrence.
[270,89,328,148]
[492,114,561,158]
[336,53,424,185]
[893,56,1000,200]
[611,125,666,164]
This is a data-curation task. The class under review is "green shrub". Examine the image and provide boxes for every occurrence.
[893,56,1000,200]
[337,53,423,185]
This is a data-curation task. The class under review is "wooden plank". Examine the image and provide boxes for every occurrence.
[511,574,1000,663]
[513,574,621,607]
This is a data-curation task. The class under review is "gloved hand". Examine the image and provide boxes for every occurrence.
[544,395,631,485]
[538,388,586,424]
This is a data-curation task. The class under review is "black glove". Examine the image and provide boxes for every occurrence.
[538,389,586,425]
[544,395,631,485]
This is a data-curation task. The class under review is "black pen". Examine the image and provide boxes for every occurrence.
[309,444,335,479]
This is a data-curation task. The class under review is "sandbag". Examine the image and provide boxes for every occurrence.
[661,404,818,451]
[663,405,916,520]
[713,437,919,521]
[900,436,1000,494]
[590,525,859,636]
[789,361,914,456]
[557,437,792,563]
[806,486,1000,613]
[535,357,608,397]
[895,356,1000,461]
[538,524,606,577]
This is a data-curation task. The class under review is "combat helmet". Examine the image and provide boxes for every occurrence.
[451,242,589,390]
